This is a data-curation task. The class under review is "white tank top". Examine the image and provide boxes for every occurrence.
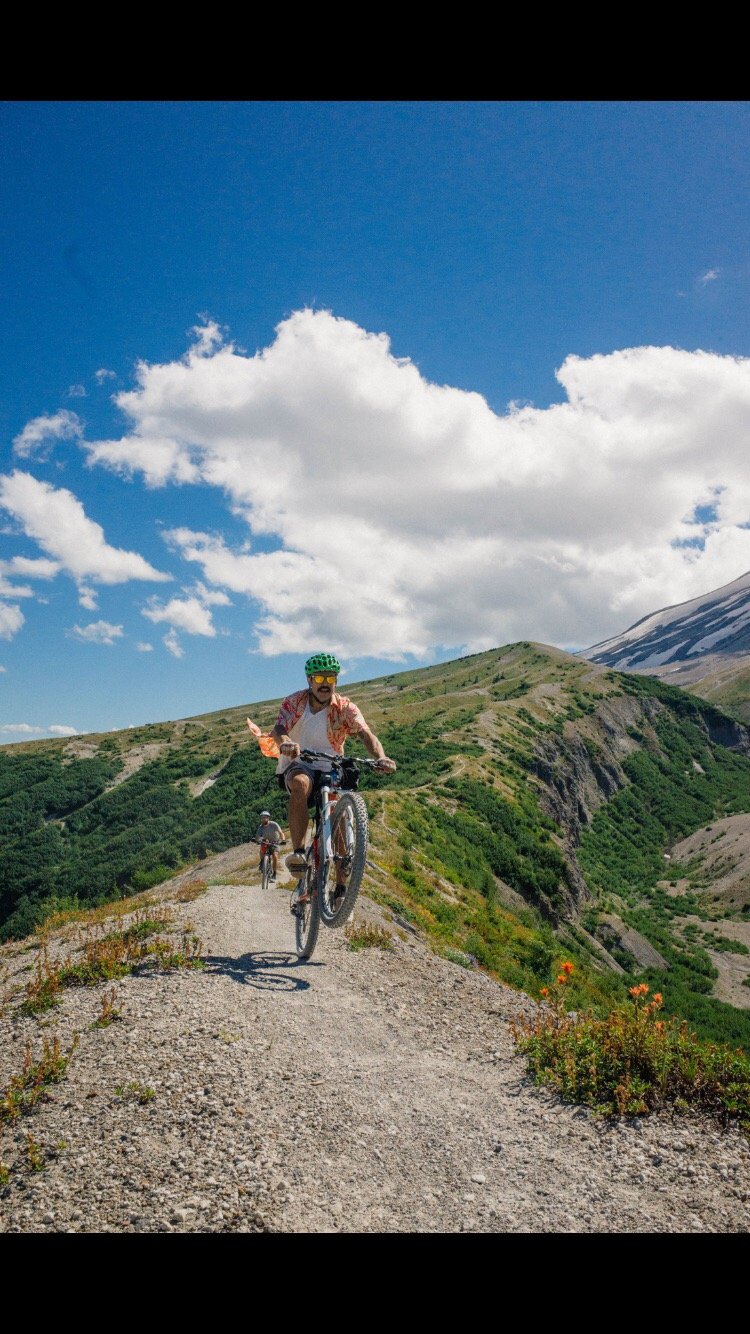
[277,703,334,773]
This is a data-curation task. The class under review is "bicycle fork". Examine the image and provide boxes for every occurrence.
[310,784,340,891]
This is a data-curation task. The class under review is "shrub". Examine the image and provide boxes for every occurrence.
[345,921,394,951]
[513,970,750,1132]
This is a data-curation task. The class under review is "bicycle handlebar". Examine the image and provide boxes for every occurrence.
[297,748,388,769]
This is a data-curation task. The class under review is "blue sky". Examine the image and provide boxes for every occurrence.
[3,101,750,742]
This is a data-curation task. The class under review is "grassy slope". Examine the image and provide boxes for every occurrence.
[4,642,750,1046]
[690,664,750,725]
[638,653,750,725]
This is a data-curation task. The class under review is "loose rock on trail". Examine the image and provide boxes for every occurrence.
[1,842,749,1233]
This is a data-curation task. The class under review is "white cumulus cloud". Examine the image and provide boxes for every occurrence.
[0,556,61,580]
[69,620,124,646]
[189,318,225,357]
[0,472,170,588]
[95,368,117,384]
[68,309,750,655]
[13,409,83,458]
[0,577,34,599]
[163,628,184,658]
[0,722,44,734]
[135,641,154,652]
[0,603,25,640]
[193,580,231,607]
[698,268,720,285]
[67,385,87,399]
[77,585,98,611]
[48,724,79,736]
[143,595,217,637]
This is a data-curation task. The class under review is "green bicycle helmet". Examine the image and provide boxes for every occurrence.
[304,652,341,675]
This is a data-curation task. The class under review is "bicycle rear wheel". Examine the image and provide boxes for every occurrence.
[294,864,320,959]
[319,792,368,928]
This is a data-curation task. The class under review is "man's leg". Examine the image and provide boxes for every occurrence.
[288,772,312,850]
[271,848,278,878]
[285,770,313,871]
[286,772,314,904]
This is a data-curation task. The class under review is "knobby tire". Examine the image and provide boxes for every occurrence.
[295,863,320,960]
[319,791,368,928]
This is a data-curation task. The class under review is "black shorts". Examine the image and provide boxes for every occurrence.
[277,761,333,807]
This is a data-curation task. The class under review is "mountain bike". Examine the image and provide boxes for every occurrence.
[290,749,387,960]
[251,838,286,891]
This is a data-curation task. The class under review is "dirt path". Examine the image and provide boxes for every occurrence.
[1,845,749,1232]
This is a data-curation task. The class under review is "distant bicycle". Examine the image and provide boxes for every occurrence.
[251,837,286,891]
[290,748,390,960]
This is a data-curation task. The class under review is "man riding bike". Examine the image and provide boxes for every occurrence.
[271,653,397,900]
[254,810,283,881]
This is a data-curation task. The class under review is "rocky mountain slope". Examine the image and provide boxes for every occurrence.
[586,571,750,670]
[584,573,750,723]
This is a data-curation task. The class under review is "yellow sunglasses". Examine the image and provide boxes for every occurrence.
[310,673,337,685]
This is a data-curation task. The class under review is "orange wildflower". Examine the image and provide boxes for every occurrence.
[561,961,575,975]
[540,987,550,998]
[557,974,567,984]
[653,993,663,1005]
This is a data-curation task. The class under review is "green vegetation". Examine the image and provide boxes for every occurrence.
[359,713,483,789]
[443,947,474,968]
[513,972,750,1133]
[709,935,750,955]
[389,780,571,916]
[4,640,750,1081]
[115,1082,156,1105]
[368,788,623,1011]
[344,921,394,951]
[0,751,121,838]
[1,1034,78,1125]
[0,742,287,939]
[579,706,750,904]
[24,1133,46,1172]
[19,912,203,1013]
[90,986,121,1028]
[577,701,750,1047]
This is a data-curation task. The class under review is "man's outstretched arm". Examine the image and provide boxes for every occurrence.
[357,726,397,771]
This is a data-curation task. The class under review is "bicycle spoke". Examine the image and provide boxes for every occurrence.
[319,793,368,928]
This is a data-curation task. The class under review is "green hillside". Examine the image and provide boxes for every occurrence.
[642,653,750,725]
[4,642,750,1047]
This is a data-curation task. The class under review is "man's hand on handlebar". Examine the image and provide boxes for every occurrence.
[292,746,396,774]
[280,739,301,758]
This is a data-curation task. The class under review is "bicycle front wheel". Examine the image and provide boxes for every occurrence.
[261,854,271,891]
[319,792,368,928]
[295,865,320,960]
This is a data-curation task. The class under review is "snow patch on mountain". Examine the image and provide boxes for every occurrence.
[585,570,750,668]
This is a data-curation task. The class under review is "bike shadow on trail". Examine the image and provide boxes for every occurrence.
[202,951,323,992]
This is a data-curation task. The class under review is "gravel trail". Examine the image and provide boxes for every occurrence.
[1,842,749,1232]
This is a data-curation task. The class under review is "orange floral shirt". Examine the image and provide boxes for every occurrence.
[274,690,367,755]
